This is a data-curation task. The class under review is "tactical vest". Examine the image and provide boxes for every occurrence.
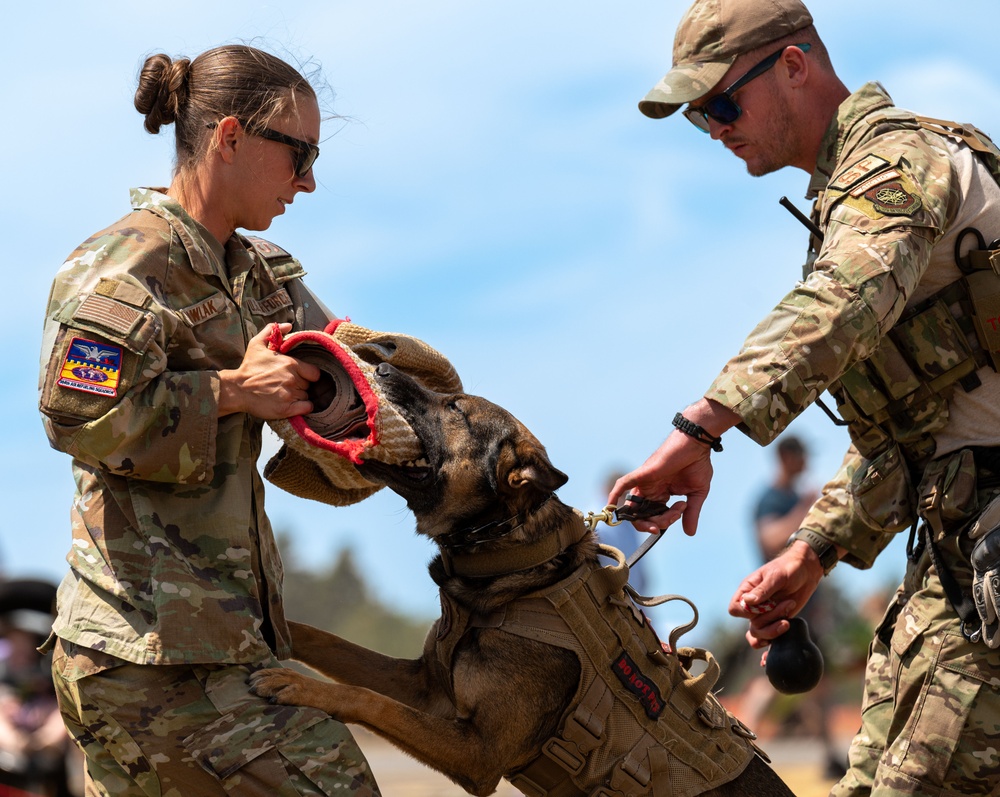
[433,546,758,797]
[817,114,1000,466]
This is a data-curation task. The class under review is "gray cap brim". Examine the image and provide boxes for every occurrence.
[638,58,734,119]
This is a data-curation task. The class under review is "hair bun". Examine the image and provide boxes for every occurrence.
[134,53,192,134]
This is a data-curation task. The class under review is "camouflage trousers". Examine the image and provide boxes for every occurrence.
[831,525,1000,796]
[50,638,381,797]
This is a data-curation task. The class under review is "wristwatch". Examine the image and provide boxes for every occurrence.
[787,529,839,575]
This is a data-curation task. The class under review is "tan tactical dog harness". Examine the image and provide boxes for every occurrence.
[433,546,759,797]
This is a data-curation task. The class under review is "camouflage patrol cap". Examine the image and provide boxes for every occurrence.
[639,0,813,119]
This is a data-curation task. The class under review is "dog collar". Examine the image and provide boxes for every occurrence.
[439,503,591,579]
[436,495,555,551]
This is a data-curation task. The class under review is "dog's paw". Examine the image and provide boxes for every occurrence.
[249,668,312,706]
[250,669,356,721]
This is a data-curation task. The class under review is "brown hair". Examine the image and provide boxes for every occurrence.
[134,44,318,172]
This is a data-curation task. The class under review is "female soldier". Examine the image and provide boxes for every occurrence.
[38,45,379,796]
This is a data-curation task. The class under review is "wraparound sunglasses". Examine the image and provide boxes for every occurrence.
[683,43,811,133]
[207,119,320,177]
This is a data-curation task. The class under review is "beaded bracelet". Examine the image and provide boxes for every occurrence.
[672,412,724,452]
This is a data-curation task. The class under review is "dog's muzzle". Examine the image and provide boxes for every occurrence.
[264,319,461,506]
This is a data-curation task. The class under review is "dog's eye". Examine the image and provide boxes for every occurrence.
[447,400,464,415]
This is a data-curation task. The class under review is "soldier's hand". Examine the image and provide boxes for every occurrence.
[728,543,823,649]
[218,323,321,419]
[608,433,711,536]
[608,399,739,536]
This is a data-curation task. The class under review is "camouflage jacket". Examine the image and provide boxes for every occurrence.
[38,188,328,665]
[707,83,1000,566]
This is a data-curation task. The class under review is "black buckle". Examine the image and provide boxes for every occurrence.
[616,493,668,522]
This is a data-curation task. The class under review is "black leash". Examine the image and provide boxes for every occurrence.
[617,493,670,568]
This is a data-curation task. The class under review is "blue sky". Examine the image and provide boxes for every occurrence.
[4,1,1000,641]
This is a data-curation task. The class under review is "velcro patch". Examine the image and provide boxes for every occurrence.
[93,278,150,308]
[865,181,922,215]
[611,651,664,719]
[57,337,123,397]
[180,294,228,326]
[838,169,924,221]
[246,236,290,260]
[849,168,901,197]
[829,154,892,191]
[247,290,293,317]
[75,294,143,337]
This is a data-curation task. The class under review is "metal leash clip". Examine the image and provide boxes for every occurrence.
[582,493,670,567]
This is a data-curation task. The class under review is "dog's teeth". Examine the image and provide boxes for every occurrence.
[414,458,429,468]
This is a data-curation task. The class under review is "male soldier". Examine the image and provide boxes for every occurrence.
[609,0,1000,793]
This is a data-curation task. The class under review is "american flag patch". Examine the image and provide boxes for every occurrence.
[76,294,143,337]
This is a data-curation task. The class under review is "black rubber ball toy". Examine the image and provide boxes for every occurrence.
[765,616,824,694]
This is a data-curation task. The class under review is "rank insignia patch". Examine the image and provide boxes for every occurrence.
[829,154,892,191]
[58,337,124,397]
[865,181,922,215]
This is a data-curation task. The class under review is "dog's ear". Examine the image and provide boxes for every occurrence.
[505,443,568,494]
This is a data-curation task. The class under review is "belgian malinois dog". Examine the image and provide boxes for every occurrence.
[250,363,794,797]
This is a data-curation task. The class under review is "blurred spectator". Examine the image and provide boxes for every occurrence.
[752,437,817,560]
[0,579,78,797]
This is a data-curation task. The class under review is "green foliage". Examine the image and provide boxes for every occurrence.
[279,533,434,658]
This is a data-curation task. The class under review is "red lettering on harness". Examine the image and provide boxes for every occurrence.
[612,652,665,719]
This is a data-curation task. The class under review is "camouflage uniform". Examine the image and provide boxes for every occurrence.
[708,85,1000,794]
[38,188,379,796]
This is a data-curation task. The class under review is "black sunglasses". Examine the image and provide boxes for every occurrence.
[207,119,320,178]
[683,43,810,133]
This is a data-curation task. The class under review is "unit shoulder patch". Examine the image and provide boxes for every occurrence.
[836,169,924,221]
[57,337,124,397]
[864,180,923,215]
